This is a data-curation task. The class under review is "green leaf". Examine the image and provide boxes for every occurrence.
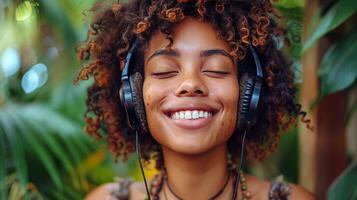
[62,185,82,200]
[302,0,357,52]
[46,183,84,200]
[317,31,357,102]
[328,160,357,200]
[47,188,68,200]
[274,0,304,8]
[10,103,94,190]
[0,111,28,187]
[39,0,78,49]
[15,109,80,189]
[0,124,8,200]
[5,109,63,190]
[352,189,357,200]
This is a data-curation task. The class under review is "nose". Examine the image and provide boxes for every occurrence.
[175,71,208,97]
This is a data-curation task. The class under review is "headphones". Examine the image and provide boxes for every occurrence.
[119,41,149,133]
[119,40,263,134]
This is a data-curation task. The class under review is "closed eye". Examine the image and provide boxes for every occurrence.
[151,71,179,79]
[203,70,230,77]
[203,70,229,74]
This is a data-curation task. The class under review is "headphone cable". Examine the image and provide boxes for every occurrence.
[231,129,247,200]
[136,130,151,200]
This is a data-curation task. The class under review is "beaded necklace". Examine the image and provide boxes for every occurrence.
[149,170,252,200]
[239,171,252,200]
[166,172,231,200]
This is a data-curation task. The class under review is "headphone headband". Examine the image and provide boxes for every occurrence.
[121,40,139,81]
[248,45,263,78]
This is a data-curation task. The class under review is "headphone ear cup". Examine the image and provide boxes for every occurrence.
[129,72,148,133]
[237,73,255,131]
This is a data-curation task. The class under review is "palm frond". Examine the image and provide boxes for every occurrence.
[0,102,97,197]
[0,112,28,187]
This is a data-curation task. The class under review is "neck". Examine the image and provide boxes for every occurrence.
[162,144,231,199]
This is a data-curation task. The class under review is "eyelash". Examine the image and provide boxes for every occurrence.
[152,71,178,79]
[203,70,229,74]
[151,70,229,79]
[203,70,230,78]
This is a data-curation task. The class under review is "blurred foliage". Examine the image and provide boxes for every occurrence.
[306,0,357,107]
[299,0,357,199]
[318,31,357,105]
[302,0,357,52]
[0,0,140,199]
[328,161,357,200]
[0,0,356,199]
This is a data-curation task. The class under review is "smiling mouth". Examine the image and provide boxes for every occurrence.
[170,110,213,120]
[164,109,216,130]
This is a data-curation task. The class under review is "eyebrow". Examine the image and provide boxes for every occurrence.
[146,49,179,64]
[200,49,234,61]
[146,48,233,64]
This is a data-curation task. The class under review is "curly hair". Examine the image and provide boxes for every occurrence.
[74,0,311,169]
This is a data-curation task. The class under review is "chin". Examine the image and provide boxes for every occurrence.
[150,124,231,156]
[166,140,218,155]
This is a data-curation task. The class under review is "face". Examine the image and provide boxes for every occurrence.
[143,18,239,155]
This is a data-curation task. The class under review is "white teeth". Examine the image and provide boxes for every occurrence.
[180,111,185,119]
[192,110,199,119]
[199,111,204,117]
[184,111,192,119]
[171,110,212,120]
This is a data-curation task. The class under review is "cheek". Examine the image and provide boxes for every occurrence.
[220,117,236,131]
[217,81,239,132]
[143,81,153,109]
[143,79,176,110]
[145,94,151,108]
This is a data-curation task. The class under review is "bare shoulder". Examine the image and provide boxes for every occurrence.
[244,174,272,199]
[130,181,148,199]
[84,183,118,200]
[289,184,317,200]
[84,181,147,200]
[245,174,316,200]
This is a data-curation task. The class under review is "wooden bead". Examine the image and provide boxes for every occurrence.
[240,176,246,182]
[243,190,252,198]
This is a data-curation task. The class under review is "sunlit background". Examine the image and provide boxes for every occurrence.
[0,0,356,199]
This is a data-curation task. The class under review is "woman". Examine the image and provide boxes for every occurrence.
[75,0,315,199]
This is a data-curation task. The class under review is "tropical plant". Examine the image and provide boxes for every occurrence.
[0,0,125,199]
[301,0,357,199]
[303,0,357,105]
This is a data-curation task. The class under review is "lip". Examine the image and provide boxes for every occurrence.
[164,114,215,130]
[162,102,220,130]
[163,103,219,116]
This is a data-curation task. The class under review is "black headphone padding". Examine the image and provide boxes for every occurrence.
[130,72,148,133]
[237,73,255,131]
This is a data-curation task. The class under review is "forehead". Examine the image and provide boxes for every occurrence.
[145,18,231,55]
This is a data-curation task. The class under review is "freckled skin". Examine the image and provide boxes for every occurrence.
[145,94,152,107]
[143,19,239,155]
